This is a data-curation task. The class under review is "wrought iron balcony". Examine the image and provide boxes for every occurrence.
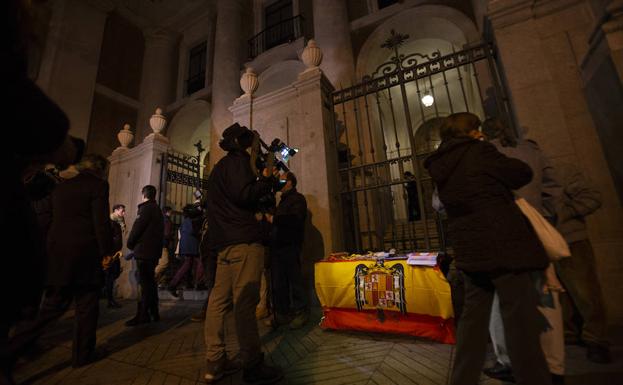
[248,15,304,59]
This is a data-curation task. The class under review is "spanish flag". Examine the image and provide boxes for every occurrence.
[315,260,455,344]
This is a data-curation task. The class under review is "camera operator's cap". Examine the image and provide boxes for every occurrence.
[219,122,253,151]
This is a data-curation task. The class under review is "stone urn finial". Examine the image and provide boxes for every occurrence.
[117,123,134,148]
[301,39,323,69]
[240,67,259,96]
[149,107,167,135]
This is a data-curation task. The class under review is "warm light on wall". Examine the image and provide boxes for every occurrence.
[421,94,434,107]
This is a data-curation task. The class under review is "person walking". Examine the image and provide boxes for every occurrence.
[168,204,204,296]
[9,155,113,368]
[203,123,282,384]
[267,172,308,329]
[125,185,164,326]
[553,163,611,363]
[105,204,126,308]
[424,112,552,385]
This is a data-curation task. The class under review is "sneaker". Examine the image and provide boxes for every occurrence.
[483,362,515,383]
[167,286,179,298]
[289,311,308,330]
[586,343,612,364]
[243,362,283,385]
[204,358,241,383]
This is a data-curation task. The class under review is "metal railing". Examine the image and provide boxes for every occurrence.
[248,15,304,59]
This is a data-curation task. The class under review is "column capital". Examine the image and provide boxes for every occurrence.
[143,27,179,47]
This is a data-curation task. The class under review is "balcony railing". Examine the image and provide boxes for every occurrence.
[248,15,304,59]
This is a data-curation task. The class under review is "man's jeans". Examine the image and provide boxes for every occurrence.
[555,239,609,346]
[204,243,264,367]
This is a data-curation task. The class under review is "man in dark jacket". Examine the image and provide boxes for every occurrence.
[204,123,282,384]
[9,155,113,368]
[126,185,164,326]
[267,172,308,329]
[424,112,551,385]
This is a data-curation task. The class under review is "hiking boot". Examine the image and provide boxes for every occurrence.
[289,310,308,330]
[243,362,283,385]
[586,343,612,364]
[204,357,241,383]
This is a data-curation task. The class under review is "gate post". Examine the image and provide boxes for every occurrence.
[229,56,343,259]
[108,109,170,299]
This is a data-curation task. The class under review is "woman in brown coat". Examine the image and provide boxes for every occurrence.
[424,113,551,385]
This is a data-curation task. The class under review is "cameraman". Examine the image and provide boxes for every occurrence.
[266,172,308,329]
[204,123,282,384]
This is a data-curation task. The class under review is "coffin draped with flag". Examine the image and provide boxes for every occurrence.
[314,259,455,344]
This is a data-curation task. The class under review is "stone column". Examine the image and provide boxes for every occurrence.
[312,0,355,87]
[36,0,112,141]
[209,0,244,166]
[137,29,178,141]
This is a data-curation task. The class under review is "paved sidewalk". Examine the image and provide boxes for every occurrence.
[13,299,622,385]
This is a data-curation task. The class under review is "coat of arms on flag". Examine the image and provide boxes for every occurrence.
[354,260,407,315]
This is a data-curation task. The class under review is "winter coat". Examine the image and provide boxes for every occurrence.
[179,217,200,256]
[490,138,559,216]
[553,163,601,243]
[424,138,548,273]
[205,150,274,251]
[272,188,307,247]
[46,171,113,286]
[127,200,164,260]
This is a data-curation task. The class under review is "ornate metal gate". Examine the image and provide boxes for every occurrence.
[333,31,514,253]
[159,141,208,225]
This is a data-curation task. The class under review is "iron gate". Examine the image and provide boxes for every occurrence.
[159,141,208,228]
[333,30,514,253]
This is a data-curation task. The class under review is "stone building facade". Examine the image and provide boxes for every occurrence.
[28,0,623,326]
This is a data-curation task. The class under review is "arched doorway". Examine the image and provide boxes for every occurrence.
[334,5,513,253]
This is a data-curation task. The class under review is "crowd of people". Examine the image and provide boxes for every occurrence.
[5,2,612,384]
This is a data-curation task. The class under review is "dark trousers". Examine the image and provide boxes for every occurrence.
[451,270,551,385]
[170,255,204,289]
[271,244,307,315]
[136,259,158,320]
[555,239,608,346]
[10,286,100,367]
[104,260,120,302]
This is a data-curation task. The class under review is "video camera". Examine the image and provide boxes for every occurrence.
[250,132,299,213]
[251,133,298,174]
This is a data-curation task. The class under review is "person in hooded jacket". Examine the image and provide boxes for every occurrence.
[424,112,552,385]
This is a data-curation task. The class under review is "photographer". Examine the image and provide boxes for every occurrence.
[266,172,308,329]
[204,123,282,384]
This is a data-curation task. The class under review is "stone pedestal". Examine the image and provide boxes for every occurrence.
[108,134,170,298]
[230,69,342,259]
[488,0,623,324]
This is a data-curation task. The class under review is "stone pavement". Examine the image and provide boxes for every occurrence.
[13,299,622,385]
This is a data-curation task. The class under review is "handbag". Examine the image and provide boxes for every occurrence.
[102,250,123,270]
[515,198,571,261]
